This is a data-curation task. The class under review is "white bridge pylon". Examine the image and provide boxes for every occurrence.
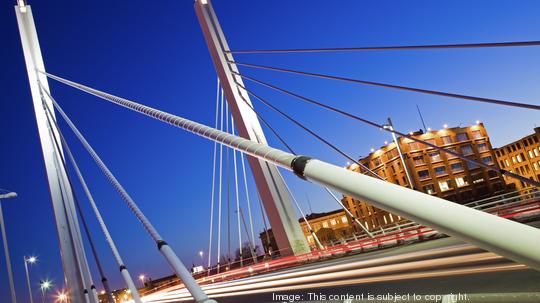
[15,4,98,303]
[195,0,311,256]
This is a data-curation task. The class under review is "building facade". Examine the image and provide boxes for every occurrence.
[342,123,507,232]
[494,127,540,190]
[260,209,355,253]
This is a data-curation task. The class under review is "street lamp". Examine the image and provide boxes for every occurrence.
[0,190,18,303]
[40,280,52,303]
[138,274,145,287]
[56,291,67,302]
[24,255,38,303]
[199,251,204,266]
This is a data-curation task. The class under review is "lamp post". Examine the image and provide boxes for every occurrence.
[138,275,145,288]
[39,280,52,303]
[0,191,18,303]
[24,256,37,303]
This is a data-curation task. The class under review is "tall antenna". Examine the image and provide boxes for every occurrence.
[416,104,427,132]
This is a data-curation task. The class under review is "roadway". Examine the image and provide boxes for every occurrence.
[142,229,540,303]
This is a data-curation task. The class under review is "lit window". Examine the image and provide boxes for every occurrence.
[307,235,313,243]
[418,170,430,179]
[429,151,442,162]
[441,136,452,145]
[423,184,435,194]
[341,216,348,223]
[322,221,328,228]
[529,150,534,159]
[455,177,468,187]
[461,145,473,155]
[534,149,539,157]
[451,162,463,171]
[434,166,446,176]
[517,155,522,163]
[473,178,485,184]
[534,162,539,171]
[456,133,469,142]
[477,143,488,152]
[471,130,482,139]
[438,180,450,191]
[505,159,510,167]
[330,219,337,226]
[512,156,517,164]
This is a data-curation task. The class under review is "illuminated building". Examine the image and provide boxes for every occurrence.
[260,209,355,253]
[342,123,506,232]
[494,127,540,190]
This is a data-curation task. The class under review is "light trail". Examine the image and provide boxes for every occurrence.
[141,242,529,302]
[143,259,525,302]
[160,244,478,294]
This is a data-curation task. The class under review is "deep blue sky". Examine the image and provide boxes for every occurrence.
[1,0,539,300]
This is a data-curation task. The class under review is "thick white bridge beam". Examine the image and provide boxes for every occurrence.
[194,0,310,256]
[15,4,97,303]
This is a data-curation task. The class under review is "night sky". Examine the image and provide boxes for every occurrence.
[1,0,539,301]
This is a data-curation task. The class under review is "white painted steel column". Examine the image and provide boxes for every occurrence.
[194,0,310,256]
[15,5,92,302]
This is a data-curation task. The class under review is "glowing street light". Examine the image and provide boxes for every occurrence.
[199,250,204,267]
[138,274,146,287]
[24,255,38,303]
[40,280,52,303]
[56,292,67,302]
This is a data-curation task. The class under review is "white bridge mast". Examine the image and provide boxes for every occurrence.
[194,0,310,256]
[15,3,97,302]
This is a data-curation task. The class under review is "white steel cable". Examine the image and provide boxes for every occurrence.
[231,118,243,267]
[324,187,373,238]
[216,88,224,273]
[225,102,231,266]
[239,152,257,256]
[39,83,215,303]
[40,71,540,271]
[207,78,220,274]
[277,174,324,250]
[42,100,142,303]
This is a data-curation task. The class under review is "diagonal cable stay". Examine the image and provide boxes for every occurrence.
[36,71,540,271]
[229,61,540,111]
[228,40,540,54]
[232,81,382,180]
[38,81,215,303]
[231,72,540,188]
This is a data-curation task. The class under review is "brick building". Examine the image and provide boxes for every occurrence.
[342,123,506,232]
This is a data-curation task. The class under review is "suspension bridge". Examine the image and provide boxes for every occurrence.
[5,0,540,302]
